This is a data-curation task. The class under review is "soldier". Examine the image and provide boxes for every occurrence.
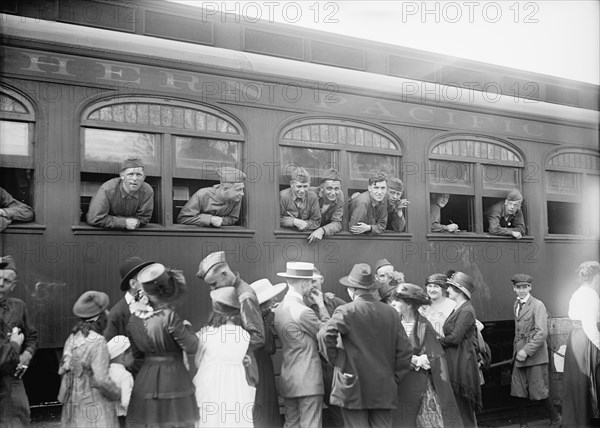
[348,172,388,235]
[0,187,34,232]
[430,193,459,232]
[307,169,344,243]
[374,258,405,303]
[486,189,526,239]
[280,167,321,231]
[177,167,246,227]
[385,177,409,232]
[87,157,154,230]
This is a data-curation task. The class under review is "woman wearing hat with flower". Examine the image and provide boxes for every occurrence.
[419,273,457,338]
[390,283,463,428]
[58,291,120,428]
[126,263,199,428]
[439,271,482,427]
[194,286,262,427]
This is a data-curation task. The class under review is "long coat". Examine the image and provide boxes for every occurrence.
[318,293,412,409]
[103,295,130,342]
[513,296,549,367]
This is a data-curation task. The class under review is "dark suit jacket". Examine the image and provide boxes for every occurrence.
[104,296,130,342]
[513,296,549,367]
[318,293,412,409]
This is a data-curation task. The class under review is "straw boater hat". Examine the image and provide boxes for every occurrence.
[394,283,431,306]
[277,262,321,279]
[339,263,376,289]
[196,251,228,279]
[250,279,288,304]
[446,271,476,300]
[119,256,153,291]
[73,291,110,319]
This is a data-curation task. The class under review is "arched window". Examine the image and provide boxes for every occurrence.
[545,149,599,236]
[80,97,245,226]
[0,86,36,217]
[428,135,525,234]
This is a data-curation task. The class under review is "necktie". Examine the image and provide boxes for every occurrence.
[516,300,524,317]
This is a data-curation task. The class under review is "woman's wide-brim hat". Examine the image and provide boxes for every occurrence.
[277,262,321,279]
[119,257,154,291]
[447,271,476,300]
[339,263,376,289]
[250,278,288,304]
[394,283,431,306]
[210,287,240,314]
[73,290,110,319]
[425,273,448,289]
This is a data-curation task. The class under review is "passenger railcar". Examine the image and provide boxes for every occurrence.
[1,0,598,408]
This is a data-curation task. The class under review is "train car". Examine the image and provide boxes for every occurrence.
[1,0,598,410]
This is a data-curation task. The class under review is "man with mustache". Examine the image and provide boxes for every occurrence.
[87,157,154,230]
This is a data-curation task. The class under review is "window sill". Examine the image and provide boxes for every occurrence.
[273,230,413,241]
[3,223,46,234]
[72,224,255,237]
[426,233,534,242]
[545,234,600,242]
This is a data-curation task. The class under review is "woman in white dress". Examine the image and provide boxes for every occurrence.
[419,273,456,337]
[194,287,257,428]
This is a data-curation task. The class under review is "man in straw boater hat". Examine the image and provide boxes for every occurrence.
[318,263,412,428]
[485,188,526,239]
[177,166,247,227]
[307,169,344,243]
[196,251,264,350]
[280,166,322,232]
[274,262,331,428]
[509,274,561,428]
[87,157,154,230]
[104,256,153,342]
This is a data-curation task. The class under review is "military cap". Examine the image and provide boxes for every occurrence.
[120,157,144,172]
[320,169,341,184]
[506,189,523,202]
[218,167,246,183]
[511,273,533,287]
[387,177,404,192]
[374,258,393,273]
[0,255,17,273]
[290,167,311,183]
[73,291,110,319]
[197,251,227,279]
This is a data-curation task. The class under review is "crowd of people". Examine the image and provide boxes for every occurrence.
[1,252,599,427]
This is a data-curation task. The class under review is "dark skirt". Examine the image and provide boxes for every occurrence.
[562,325,600,428]
[253,347,282,428]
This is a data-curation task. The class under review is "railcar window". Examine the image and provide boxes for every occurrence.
[429,137,525,235]
[80,98,245,228]
[545,151,599,237]
[0,88,36,218]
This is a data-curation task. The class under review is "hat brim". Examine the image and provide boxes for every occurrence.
[394,292,430,306]
[277,272,320,279]
[447,279,471,300]
[256,283,288,305]
[120,261,154,291]
[339,275,376,289]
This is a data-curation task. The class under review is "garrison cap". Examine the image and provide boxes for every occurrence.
[218,167,246,183]
[120,157,144,172]
[197,251,228,279]
[0,255,17,273]
[290,167,311,184]
[506,189,523,202]
[320,169,341,184]
[511,273,533,287]
[374,258,393,273]
[387,177,404,192]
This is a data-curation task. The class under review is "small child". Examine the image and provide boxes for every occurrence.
[107,335,134,428]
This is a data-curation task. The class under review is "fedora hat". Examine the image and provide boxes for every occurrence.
[197,251,228,279]
[73,290,110,319]
[250,278,288,304]
[0,255,17,273]
[339,263,376,289]
[394,283,431,306]
[119,257,153,291]
[277,262,319,279]
[446,271,476,300]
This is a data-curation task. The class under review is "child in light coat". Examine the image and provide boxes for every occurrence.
[107,335,134,428]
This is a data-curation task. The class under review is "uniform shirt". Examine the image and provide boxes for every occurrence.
[177,185,241,226]
[0,187,34,231]
[279,188,321,230]
[348,191,388,235]
[386,195,406,232]
[485,201,526,236]
[430,203,447,232]
[0,297,38,357]
[310,186,344,236]
[86,178,154,229]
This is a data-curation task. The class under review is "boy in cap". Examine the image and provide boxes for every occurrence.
[87,157,154,230]
[107,335,134,428]
[177,166,246,227]
[280,167,321,231]
[349,172,388,235]
[510,274,561,428]
[0,187,34,232]
[385,176,409,232]
[307,169,344,243]
[0,255,37,427]
[486,189,526,239]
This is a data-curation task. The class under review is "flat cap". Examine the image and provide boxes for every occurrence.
[197,251,227,279]
[0,255,17,273]
[218,167,246,183]
[506,189,523,202]
[120,157,144,172]
[320,169,341,184]
[290,167,311,183]
[511,273,533,286]
[387,177,404,192]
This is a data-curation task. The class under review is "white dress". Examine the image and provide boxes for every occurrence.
[194,322,255,427]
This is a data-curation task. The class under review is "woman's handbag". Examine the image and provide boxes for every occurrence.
[416,374,444,428]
